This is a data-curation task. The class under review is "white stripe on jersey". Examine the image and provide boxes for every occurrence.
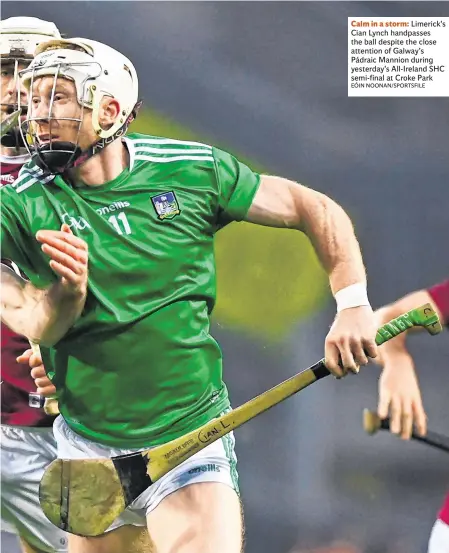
[15,164,42,182]
[13,170,36,188]
[134,154,214,163]
[13,168,53,192]
[14,173,53,193]
[15,161,52,184]
[124,136,213,171]
[129,138,212,149]
[15,178,40,193]
[133,147,213,155]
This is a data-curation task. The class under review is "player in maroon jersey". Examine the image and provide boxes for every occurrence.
[375,279,449,553]
[0,16,68,553]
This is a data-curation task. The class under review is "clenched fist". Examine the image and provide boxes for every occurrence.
[325,305,378,378]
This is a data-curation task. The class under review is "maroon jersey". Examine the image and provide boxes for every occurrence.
[428,279,449,326]
[0,153,29,187]
[439,493,449,525]
[1,153,55,426]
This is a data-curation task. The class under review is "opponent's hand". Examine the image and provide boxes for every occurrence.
[17,348,57,397]
[36,223,88,297]
[324,306,378,377]
[378,352,427,439]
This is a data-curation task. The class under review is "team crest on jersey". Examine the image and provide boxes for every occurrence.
[151,191,180,220]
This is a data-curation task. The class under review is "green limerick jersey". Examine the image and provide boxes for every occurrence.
[1,133,261,447]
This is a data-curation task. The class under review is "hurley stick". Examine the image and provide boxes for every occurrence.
[40,303,442,536]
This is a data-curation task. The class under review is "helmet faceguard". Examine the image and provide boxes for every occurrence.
[19,38,141,175]
[0,62,26,150]
[0,17,61,152]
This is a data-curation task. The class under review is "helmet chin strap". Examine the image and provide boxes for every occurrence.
[32,100,142,176]
[32,141,81,174]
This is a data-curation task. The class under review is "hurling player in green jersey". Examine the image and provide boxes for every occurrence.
[1,37,378,553]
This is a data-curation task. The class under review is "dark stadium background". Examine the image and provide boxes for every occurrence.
[2,2,448,552]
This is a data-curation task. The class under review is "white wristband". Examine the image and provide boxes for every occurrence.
[334,283,370,312]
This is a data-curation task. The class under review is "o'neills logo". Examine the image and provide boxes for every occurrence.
[96,201,130,216]
[198,420,231,444]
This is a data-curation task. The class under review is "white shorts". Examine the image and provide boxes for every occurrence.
[428,519,449,553]
[1,424,68,552]
[53,415,239,531]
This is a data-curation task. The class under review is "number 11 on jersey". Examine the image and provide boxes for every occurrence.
[108,212,132,235]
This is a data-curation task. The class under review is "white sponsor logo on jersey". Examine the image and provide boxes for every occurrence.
[96,201,130,216]
[61,212,91,231]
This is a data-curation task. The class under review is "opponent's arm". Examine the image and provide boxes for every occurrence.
[246,175,377,376]
[1,224,88,346]
[375,289,443,439]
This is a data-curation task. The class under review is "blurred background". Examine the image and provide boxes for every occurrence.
[1,2,448,552]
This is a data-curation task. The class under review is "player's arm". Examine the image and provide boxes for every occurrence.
[1,223,88,346]
[246,175,377,376]
[375,288,445,439]
[1,262,44,334]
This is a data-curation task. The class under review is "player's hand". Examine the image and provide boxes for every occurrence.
[324,306,378,378]
[17,348,57,397]
[378,352,427,439]
[31,364,57,397]
[36,223,88,297]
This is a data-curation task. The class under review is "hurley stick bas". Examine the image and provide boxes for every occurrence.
[363,409,449,453]
[39,303,442,537]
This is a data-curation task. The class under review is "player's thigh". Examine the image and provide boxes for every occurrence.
[428,519,449,553]
[67,525,153,553]
[146,482,243,553]
[1,425,68,552]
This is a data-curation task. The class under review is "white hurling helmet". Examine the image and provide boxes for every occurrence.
[20,37,140,173]
[0,16,61,149]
